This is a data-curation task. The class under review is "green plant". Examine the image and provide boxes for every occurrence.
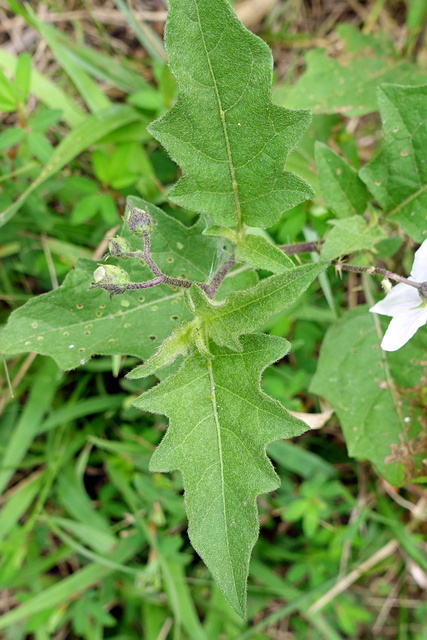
[1,0,426,622]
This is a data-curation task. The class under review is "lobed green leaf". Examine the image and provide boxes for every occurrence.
[280,25,427,116]
[134,333,308,616]
[148,0,314,229]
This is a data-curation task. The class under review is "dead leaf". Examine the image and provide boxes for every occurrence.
[289,409,334,430]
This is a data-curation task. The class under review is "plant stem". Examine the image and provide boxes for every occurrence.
[204,256,236,298]
[279,240,323,255]
[334,261,423,290]
[120,230,235,298]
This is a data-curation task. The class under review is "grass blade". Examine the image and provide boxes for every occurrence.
[0,105,141,227]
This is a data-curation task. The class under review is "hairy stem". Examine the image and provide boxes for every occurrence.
[204,256,236,298]
[279,240,323,255]
[334,262,422,290]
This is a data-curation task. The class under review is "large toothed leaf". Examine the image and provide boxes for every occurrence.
[0,260,188,369]
[0,203,221,368]
[134,333,308,616]
[147,0,314,229]
[359,84,427,242]
[311,306,427,486]
[279,24,427,117]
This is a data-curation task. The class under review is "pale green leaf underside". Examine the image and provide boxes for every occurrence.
[189,262,326,350]
[203,226,295,273]
[359,84,427,242]
[134,333,308,616]
[235,234,295,273]
[315,142,369,218]
[148,0,314,229]
[129,262,325,378]
[320,215,386,260]
[0,202,221,368]
[311,307,427,486]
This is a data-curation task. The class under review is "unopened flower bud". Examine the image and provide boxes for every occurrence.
[108,236,132,258]
[125,205,151,235]
[91,264,131,297]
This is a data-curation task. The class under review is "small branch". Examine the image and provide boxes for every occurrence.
[279,240,323,255]
[121,277,163,290]
[105,227,236,298]
[142,230,162,277]
[203,256,236,298]
[334,262,423,291]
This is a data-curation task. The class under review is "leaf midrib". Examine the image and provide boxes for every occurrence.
[194,1,242,230]
[207,358,240,605]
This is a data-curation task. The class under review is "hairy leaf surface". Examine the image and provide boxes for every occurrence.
[0,260,187,369]
[188,262,326,350]
[311,306,427,486]
[134,333,308,616]
[234,234,295,273]
[147,0,314,229]
[129,262,325,378]
[359,84,427,242]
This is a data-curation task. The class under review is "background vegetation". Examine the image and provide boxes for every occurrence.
[1,0,427,638]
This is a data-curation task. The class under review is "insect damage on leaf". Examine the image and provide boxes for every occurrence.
[147,0,314,230]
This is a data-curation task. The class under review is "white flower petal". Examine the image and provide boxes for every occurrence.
[380,308,427,351]
[369,283,421,317]
[410,239,427,282]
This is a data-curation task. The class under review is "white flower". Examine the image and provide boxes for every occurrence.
[369,240,427,351]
